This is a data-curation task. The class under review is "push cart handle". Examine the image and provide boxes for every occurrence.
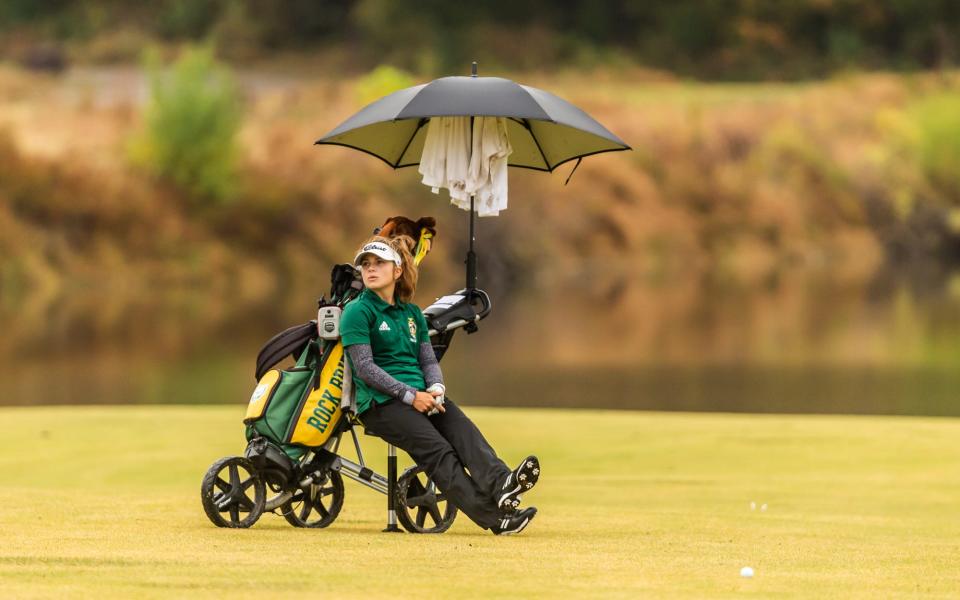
[469,288,492,321]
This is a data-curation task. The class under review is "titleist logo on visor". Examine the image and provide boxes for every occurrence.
[355,242,401,266]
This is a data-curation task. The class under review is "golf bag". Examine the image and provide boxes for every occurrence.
[244,263,362,462]
[244,339,347,461]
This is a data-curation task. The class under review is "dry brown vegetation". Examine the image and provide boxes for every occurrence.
[1,64,959,364]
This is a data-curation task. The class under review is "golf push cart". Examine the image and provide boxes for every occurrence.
[200,260,491,533]
[201,63,630,534]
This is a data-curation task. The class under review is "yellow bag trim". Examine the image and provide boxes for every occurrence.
[244,369,281,422]
[413,229,433,267]
[287,342,345,447]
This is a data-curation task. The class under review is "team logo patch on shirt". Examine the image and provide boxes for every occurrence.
[379,321,391,332]
[408,317,417,341]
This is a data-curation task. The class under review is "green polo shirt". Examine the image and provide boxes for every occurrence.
[340,288,431,414]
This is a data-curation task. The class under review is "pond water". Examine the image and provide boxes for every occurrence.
[2,268,959,416]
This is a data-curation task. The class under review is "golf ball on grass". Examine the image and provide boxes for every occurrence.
[740,567,754,578]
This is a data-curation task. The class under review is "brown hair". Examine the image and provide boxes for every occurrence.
[357,234,419,302]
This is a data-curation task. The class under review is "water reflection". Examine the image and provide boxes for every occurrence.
[1,267,958,415]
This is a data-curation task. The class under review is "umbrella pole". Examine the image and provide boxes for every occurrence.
[467,107,477,291]
[466,195,476,290]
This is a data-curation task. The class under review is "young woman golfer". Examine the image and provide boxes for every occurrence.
[340,236,540,535]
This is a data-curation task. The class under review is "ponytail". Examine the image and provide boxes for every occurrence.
[388,234,419,302]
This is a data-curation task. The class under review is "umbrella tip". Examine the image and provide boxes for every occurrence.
[471,61,477,77]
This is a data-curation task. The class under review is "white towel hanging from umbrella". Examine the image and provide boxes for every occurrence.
[418,116,513,216]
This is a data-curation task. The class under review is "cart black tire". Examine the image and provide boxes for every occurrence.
[281,471,344,528]
[395,466,457,534]
[201,456,266,528]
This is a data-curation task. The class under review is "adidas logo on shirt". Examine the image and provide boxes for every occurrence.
[379,321,391,332]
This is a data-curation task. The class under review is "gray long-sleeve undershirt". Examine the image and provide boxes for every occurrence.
[346,342,443,405]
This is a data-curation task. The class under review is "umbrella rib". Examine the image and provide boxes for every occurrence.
[313,141,398,170]
[393,117,429,168]
[550,146,632,171]
[522,119,553,172]
[502,163,552,173]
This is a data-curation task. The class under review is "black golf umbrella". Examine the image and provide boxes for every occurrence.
[315,63,631,289]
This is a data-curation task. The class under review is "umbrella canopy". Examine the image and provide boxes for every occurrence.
[315,75,630,172]
[315,67,631,290]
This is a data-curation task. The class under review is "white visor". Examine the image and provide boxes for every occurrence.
[354,242,401,268]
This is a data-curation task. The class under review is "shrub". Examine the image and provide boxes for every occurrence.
[909,91,960,204]
[355,65,415,106]
[130,45,242,203]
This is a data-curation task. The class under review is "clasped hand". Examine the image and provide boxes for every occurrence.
[412,389,445,414]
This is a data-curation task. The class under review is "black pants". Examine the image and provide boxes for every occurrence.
[359,398,512,530]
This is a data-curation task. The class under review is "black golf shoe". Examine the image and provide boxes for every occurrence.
[497,455,540,513]
[491,506,537,536]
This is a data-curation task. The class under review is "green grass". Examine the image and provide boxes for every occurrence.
[0,405,958,598]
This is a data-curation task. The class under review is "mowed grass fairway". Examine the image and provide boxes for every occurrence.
[0,406,958,598]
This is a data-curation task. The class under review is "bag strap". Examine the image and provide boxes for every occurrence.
[255,321,318,381]
[294,339,340,389]
[295,339,318,369]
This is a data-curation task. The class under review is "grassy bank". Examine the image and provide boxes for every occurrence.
[4,65,960,372]
[0,405,957,598]
[4,65,960,303]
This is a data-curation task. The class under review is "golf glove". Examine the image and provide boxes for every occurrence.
[426,383,445,416]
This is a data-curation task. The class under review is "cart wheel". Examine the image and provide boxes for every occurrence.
[395,466,457,534]
[200,456,266,528]
[281,471,344,528]
[264,487,293,513]
[263,472,293,512]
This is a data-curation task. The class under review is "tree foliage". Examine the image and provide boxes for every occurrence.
[131,45,242,203]
[2,0,958,78]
